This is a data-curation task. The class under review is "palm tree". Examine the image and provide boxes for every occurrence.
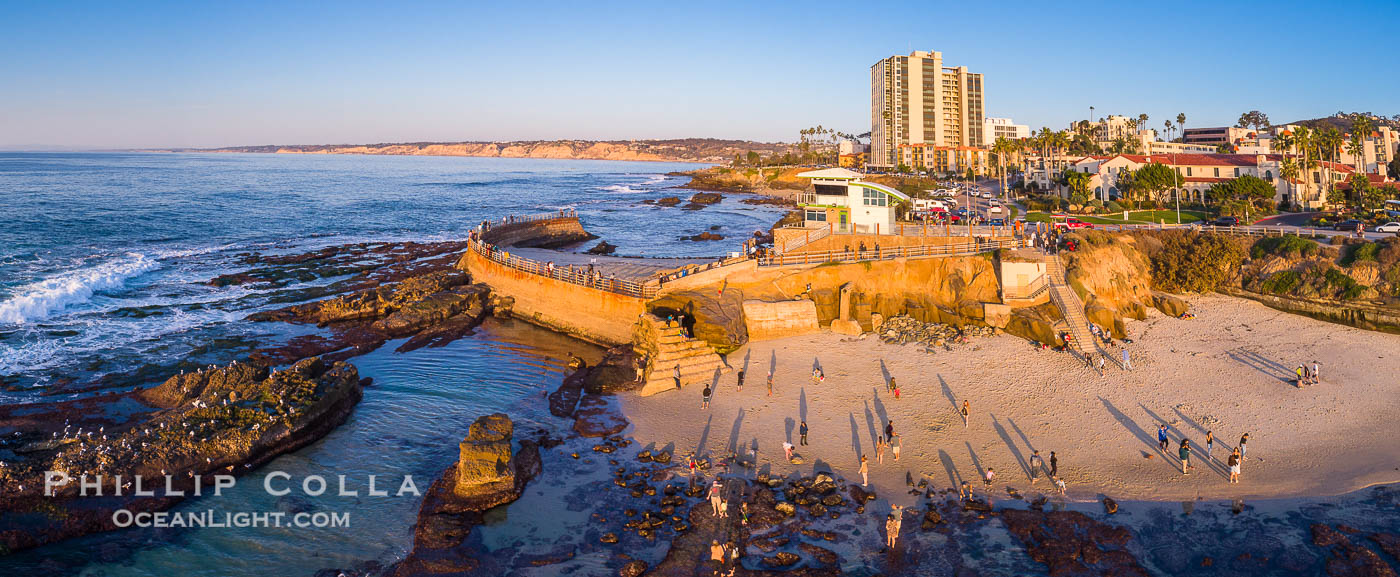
[1163,120,1174,143]
[1138,114,1149,137]
[1319,127,1343,203]
[992,137,1014,199]
[1176,113,1187,142]
[1280,157,1300,208]
[1351,115,1376,172]
[1294,126,1315,205]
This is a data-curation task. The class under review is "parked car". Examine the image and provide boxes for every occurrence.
[1213,216,1239,227]
[1375,222,1400,234]
[1052,217,1094,230]
[1333,219,1366,231]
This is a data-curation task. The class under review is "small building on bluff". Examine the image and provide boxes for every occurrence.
[795,168,909,234]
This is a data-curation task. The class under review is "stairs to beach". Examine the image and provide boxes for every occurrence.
[1044,253,1095,358]
[636,314,726,396]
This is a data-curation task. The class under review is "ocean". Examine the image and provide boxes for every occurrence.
[0,152,785,575]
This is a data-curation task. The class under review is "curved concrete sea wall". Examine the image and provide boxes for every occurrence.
[459,215,646,345]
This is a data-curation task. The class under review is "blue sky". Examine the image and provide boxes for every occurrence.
[1,0,1396,148]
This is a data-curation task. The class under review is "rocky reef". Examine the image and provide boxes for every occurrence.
[393,413,542,576]
[249,269,504,362]
[0,358,363,552]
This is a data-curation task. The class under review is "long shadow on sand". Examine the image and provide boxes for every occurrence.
[1227,348,1294,383]
[1099,397,1156,455]
[939,449,963,489]
[727,408,745,454]
[696,414,712,457]
[800,388,807,422]
[864,401,878,449]
[937,374,958,413]
[848,413,862,458]
[871,389,888,429]
[991,414,1030,481]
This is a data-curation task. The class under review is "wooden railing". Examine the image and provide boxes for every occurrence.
[468,238,658,299]
[757,237,1022,267]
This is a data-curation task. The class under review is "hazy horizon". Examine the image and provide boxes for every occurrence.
[2,0,1397,149]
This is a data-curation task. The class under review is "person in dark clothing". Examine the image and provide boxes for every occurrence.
[1049,451,1058,477]
[1158,425,1170,452]
[885,421,894,440]
[799,421,808,446]
[736,369,745,390]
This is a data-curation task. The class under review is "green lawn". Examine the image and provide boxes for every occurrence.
[1026,210,1211,225]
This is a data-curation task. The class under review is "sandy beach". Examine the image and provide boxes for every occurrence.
[621,294,1400,505]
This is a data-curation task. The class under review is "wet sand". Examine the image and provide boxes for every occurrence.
[621,294,1400,504]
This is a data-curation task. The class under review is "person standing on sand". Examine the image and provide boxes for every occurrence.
[767,371,774,397]
[1029,451,1044,483]
[1228,449,1241,483]
[859,455,870,487]
[885,420,895,440]
[893,379,901,400]
[962,401,970,428]
[1085,352,1095,371]
[1296,365,1306,387]
[1050,451,1058,478]
[1239,433,1249,463]
[799,421,808,446]
[736,369,744,391]
[701,385,712,409]
[1205,431,1214,461]
[1121,347,1132,370]
[1312,361,1321,385]
[891,434,901,461]
[1158,425,1170,452]
[960,480,971,501]
[1097,355,1106,376]
[876,435,887,464]
[885,510,902,549]
[1179,438,1193,474]
[710,540,725,564]
[709,480,723,516]
[983,468,996,492]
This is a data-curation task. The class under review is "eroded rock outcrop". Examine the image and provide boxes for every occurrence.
[394,413,542,576]
[0,358,363,553]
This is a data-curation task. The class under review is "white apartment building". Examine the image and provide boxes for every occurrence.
[871,50,985,168]
[984,117,1029,143]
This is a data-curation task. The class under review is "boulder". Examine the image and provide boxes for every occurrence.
[572,395,629,437]
[373,283,491,337]
[799,542,840,565]
[454,414,516,500]
[760,552,800,568]
[1103,497,1118,515]
[689,192,724,205]
[829,318,862,335]
[1151,291,1189,317]
[921,508,944,529]
[774,502,796,517]
[618,560,647,577]
[983,303,1011,329]
[585,241,617,255]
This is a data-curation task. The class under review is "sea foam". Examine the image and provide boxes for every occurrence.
[0,253,160,324]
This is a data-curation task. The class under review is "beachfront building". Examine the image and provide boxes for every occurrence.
[1051,153,1373,209]
[795,168,910,234]
[896,143,987,175]
[984,117,1029,142]
[870,50,985,169]
[1233,125,1396,177]
[1183,126,1253,147]
[838,140,870,168]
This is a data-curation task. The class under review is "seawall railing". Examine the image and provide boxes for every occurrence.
[467,239,659,299]
[757,237,1021,267]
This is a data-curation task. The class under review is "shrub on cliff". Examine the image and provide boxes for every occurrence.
[1149,231,1246,293]
[1260,270,1301,295]
[1251,235,1318,260]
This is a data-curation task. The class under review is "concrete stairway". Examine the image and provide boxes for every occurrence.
[636,315,725,396]
[1043,253,1095,358]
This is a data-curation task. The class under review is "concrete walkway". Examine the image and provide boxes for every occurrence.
[507,247,708,281]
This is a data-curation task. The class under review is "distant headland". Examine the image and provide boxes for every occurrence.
[153,138,799,164]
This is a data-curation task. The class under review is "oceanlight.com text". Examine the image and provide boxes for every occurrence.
[112,509,351,529]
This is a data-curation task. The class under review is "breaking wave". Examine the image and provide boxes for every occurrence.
[0,253,160,324]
